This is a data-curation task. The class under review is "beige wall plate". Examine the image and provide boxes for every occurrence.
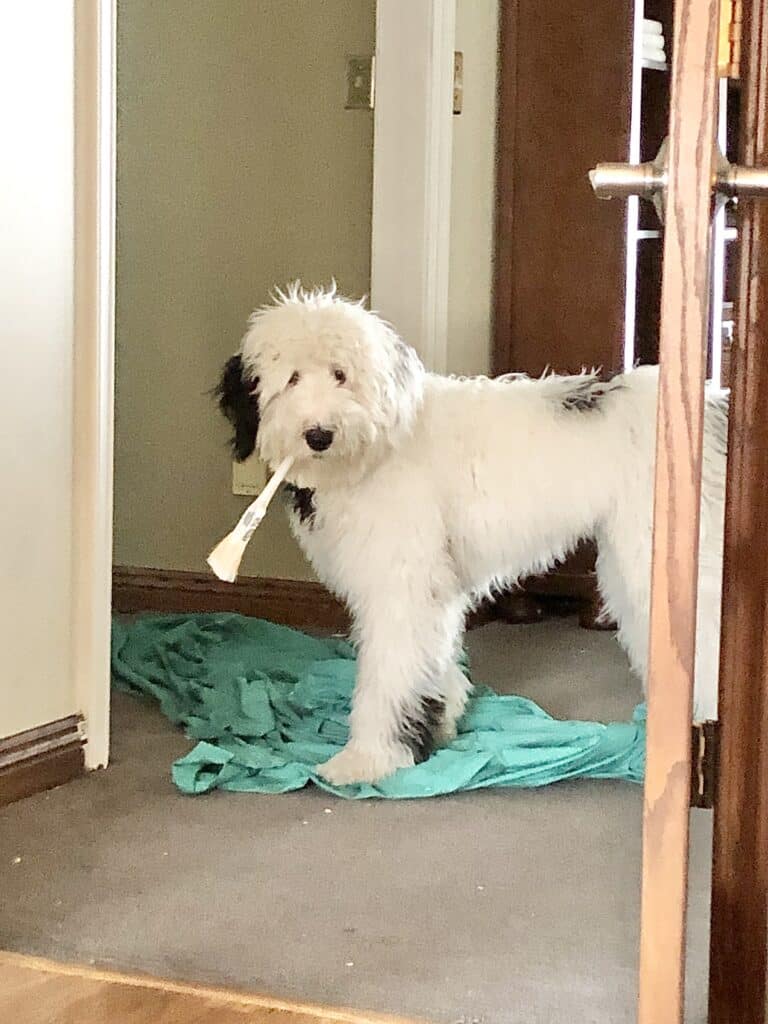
[345,55,374,109]
[232,456,268,496]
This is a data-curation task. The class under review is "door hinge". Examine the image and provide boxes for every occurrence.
[453,51,463,114]
[690,720,720,809]
[345,53,464,113]
[718,0,743,78]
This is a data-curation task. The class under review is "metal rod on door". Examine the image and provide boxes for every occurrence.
[710,77,730,388]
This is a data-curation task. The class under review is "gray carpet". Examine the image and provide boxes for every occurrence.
[0,618,712,1023]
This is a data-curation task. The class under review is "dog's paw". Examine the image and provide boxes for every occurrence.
[435,719,458,744]
[316,744,414,786]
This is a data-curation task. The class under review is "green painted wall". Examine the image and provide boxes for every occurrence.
[114,0,375,579]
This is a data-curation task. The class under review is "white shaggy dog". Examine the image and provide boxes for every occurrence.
[215,285,728,786]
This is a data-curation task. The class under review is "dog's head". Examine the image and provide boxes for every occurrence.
[215,284,424,481]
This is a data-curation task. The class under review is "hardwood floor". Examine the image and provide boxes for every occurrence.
[0,952,424,1024]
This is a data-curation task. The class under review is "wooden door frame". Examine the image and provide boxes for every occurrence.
[72,0,116,770]
[493,0,517,375]
[708,1,768,1019]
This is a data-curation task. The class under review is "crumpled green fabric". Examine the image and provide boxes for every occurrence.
[111,613,646,798]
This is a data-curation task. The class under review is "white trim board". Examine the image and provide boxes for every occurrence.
[72,0,116,770]
[370,0,456,372]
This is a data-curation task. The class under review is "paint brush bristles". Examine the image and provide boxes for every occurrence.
[207,456,294,582]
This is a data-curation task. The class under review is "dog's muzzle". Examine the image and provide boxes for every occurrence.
[304,426,334,452]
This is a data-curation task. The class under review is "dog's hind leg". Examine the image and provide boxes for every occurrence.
[435,662,472,743]
[316,590,465,786]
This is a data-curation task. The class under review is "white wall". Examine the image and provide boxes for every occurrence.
[0,3,79,737]
[447,0,500,376]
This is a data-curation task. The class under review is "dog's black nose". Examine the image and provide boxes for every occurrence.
[304,426,334,452]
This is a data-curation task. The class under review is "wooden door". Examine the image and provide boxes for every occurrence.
[626,0,768,1020]
[495,0,768,1017]
[533,0,768,1018]
[493,0,668,614]
[636,2,721,1020]
[493,0,632,378]
[708,1,768,1020]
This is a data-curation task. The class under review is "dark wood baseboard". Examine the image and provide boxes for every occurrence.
[522,541,617,631]
[525,570,597,601]
[523,540,599,602]
[0,716,85,808]
[112,565,350,631]
[112,564,617,634]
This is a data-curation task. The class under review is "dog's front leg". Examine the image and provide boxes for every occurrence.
[316,594,465,786]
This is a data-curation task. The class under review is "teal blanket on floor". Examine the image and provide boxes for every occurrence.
[111,613,646,798]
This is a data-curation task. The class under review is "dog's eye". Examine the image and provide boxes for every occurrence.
[333,368,347,385]
[287,371,300,387]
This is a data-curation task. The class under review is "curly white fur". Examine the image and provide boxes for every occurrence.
[228,285,727,786]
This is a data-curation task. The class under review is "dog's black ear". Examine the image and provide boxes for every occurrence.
[214,354,260,461]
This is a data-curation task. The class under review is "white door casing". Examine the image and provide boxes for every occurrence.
[370,0,456,372]
[73,0,116,769]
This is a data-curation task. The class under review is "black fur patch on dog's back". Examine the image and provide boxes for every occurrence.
[399,697,445,764]
[285,483,316,526]
[214,354,260,461]
[559,375,622,413]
